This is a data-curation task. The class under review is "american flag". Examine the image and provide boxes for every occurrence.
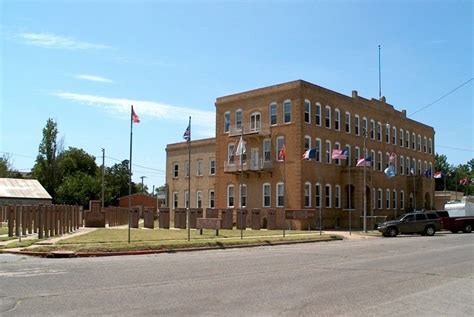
[131,105,140,123]
[183,124,190,142]
[332,149,348,160]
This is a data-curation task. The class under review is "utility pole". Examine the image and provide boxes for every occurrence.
[140,176,147,192]
[101,148,105,208]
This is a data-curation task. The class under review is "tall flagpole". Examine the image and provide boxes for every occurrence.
[283,144,286,238]
[378,45,382,99]
[128,106,133,244]
[187,116,191,242]
[239,129,244,240]
[348,150,352,235]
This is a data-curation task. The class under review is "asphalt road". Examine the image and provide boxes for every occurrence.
[1,233,473,316]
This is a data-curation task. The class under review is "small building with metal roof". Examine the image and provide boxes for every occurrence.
[0,178,52,205]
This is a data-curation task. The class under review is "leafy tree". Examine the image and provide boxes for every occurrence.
[104,160,139,206]
[0,154,12,177]
[56,172,101,208]
[32,118,62,201]
[58,147,98,178]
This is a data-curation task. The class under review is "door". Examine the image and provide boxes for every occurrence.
[251,148,259,170]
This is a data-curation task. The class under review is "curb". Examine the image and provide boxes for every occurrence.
[1,236,343,258]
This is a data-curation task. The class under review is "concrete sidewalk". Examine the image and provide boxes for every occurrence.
[323,230,380,240]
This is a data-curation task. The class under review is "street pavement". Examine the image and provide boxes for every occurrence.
[1,233,473,316]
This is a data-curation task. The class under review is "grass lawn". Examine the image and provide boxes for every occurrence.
[0,239,39,249]
[26,228,342,253]
[0,226,8,235]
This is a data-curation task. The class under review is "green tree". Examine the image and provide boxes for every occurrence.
[0,154,13,177]
[58,147,98,178]
[56,172,101,208]
[104,160,139,206]
[32,118,62,200]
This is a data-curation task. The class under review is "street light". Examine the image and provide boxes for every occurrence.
[361,122,389,232]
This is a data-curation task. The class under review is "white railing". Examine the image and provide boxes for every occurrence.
[224,159,273,173]
[229,123,270,137]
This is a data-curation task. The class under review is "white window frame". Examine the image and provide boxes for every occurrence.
[393,190,397,210]
[209,190,215,209]
[424,137,427,153]
[196,191,202,208]
[325,184,332,208]
[400,191,405,210]
[345,111,351,133]
[263,183,271,207]
[355,114,360,136]
[304,99,311,124]
[417,134,421,151]
[224,111,230,133]
[276,182,285,207]
[335,185,341,208]
[406,130,410,148]
[378,151,383,171]
[378,188,382,209]
[370,120,375,139]
[386,189,390,209]
[334,108,340,131]
[386,124,390,144]
[250,112,261,132]
[173,162,179,178]
[269,102,277,126]
[334,142,341,165]
[315,183,321,208]
[228,143,235,165]
[371,150,376,171]
[400,155,404,175]
[392,126,397,145]
[196,159,203,176]
[412,132,416,150]
[304,136,311,151]
[428,138,433,154]
[315,138,322,162]
[240,184,247,208]
[227,184,235,208]
[304,182,312,207]
[377,122,382,142]
[283,100,292,124]
[276,136,285,162]
[400,128,404,147]
[346,144,352,166]
[325,105,331,129]
[173,192,178,209]
[326,140,331,164]
[235,109,242,131]
[209,159,216,175]
[362,117,368,135]
[263,139,271,162]
[315,102,321,126]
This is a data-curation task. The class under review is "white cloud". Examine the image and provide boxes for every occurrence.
[17,32,112,50]
[74,74,113,83]
[49,91,215,129]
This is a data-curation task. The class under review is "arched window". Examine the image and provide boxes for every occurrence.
[315,138,322,162]
[378,151,383,171]
[315,183,321,208]
[400,155,404,175]
[262,183,271,207]
[227,184,235,207]
[355,146,361,166]
[423,137,427,153]
[345,144,352,166]
[386,124,390,143]
[276,182,285,207]
[378,189,383,209]
[417,134,422,151]
[283,100,292,123]
[392,126,397,145]
[400,191,405,210]
[304,99,311,124]
[335,185,341,208]
[385,152,390,168]
[400,128,404,147]
[386,189,390,209]
[325,106,331,128]
[269,102,277,126]
[412,132,416,150]
[240,184,247,208]
[406,156,410,175]
[393,190,397,210]
[345,111,351,133]
[334,142,341,165]
[304,182,312,207]
[334,108,340,130]
[355,115,360,135]
[315,102,321,126]
[326,140,331,164]
[377,122,382,141]
[370,120,375,139]
[406,130,410,148]
[371,150,376,170]
[304,136,311,151]
[428,138,433,154]
[325,184,332,208]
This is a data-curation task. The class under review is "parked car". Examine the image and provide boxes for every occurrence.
[432,210,474,233]
[377,212,441,237]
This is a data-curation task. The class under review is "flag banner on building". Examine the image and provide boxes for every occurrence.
[423,168,431,178]
[331,148,348,160]
[384,164,396,178]
[459,177,468,185]
[278,144,286,161]
[131,105,140,123]
[410,168,415,176]
[236,135,246,155]
[434,171,443,179]
[356,156,372,167]
[302,148,318,160]
[389,152,397,163]
[183,123,191,142]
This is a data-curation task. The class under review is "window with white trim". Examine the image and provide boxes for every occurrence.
[196,191,202,208]
[240,184,247,208]
[386,124,390,143]
[173,162,179,178]
[400,191,405,210]
[304,136,311,151]
[334,109,340,131]
[235,109,242,131]
[406,156,410,175]
[370,120,375,139]
[385,152,390,169]
[196,160,203,176]
[325,106,331,128]
[335,185,341,208]
[378,189,382,209]
[304,99,311,123]
[304,182,311,207]
[393,190,397,209]
[315,183,321,208]
[417,134,421,151]
[424,137,427,153]
[418,159,422,175]
[209,159,216,175]
[345,111,351,133]
[250,112,261,131]
[355,115,360,135]
[209,190,215,208]
[185,191,190,208]
[263,139,271,162]
[334,142,341,165]
[227,185,234,208]
[276,136,285,161]
[406,130,410,148]
[429,163,433,178]
[263,183,271,207]
[228,143,235,165]
[185,161,190,177]
[377,122,382,141]
[378,151,382,171]
[173,192,178,209]
[412,132,416,150]
[326,140,331,164]
[400,156,404,175]
[400,128,404,147]
[283,100,291,123]
[277,182,285,207]
[362,117,368,135]
[325,184,332,208]
[428,138,433,154]
[386,189,390,209]
[392,126,397,145]
[224,111,230,133]
[371,150,376,170]
[355,146,361,166]
[270,103,277,125]
[315,103,321,126]
[346,144,351,166]
[315,138,322,162]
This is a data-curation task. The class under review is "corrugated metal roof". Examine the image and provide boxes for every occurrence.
[0,178,52,200]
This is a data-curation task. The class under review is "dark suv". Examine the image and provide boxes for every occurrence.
[377,212,441,237]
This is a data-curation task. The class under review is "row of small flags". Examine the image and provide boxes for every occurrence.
[433,172,473,185]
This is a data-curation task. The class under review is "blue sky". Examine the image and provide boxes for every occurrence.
[1,0,472,190]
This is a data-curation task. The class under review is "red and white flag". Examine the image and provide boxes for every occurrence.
[433,171,442,179]
[131,105,140,123]
[389,152,397,163]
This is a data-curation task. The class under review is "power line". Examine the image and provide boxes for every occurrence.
[437,145,474,152]
[409,78,473,116]
[104,155,166,173]
[0,151,36,159]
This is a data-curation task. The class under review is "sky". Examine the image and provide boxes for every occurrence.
[0,0,472,190]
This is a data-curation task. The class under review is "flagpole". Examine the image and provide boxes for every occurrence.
[128,106,133,244]
[187,116,191,242]
[283,146,286,238]
[413,172,416,211]
[348,152,352,236]
[239,129,244,240]
[363,129,367,232]
[370,160,373,231]
[378,44,382,99]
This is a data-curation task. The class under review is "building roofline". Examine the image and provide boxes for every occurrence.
[166,137,216,151]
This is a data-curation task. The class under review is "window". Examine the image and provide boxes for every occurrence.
[386,124,390,143]
[334,142,341,165]
[362,117,368,135]
[270,103,277,125]
[377,122,382,141]
[335,185,341,208]
[185,161,190,177]
[412,158,416,175]
[209,190,215,208]
[235,109,242,131]
[227,185,234,207]
[400,191,405,209]
[173,192,178,209]
[418,159,422,175]
[315,103,321,126]
[406,131,410,148]
[315,138,322,162]
[173,162,179,178]
[250,112,261,131]
[385,152,390,169]
[373,188,376,212]
[326,140,331,164]
[412,132,416,150]
[428,138,433,154]
[196,160,203,176]
[400,129,404,147]
[424,137,427,153]
[209,159,216,175]
[277,182,285,207]
[304,136,311,151]
[325,106,331,128]
[386,189,390,209]
[392,126,397,145]
[315,183,321,208]
[345,111,351,133]
[393,190,397,209]
[400,156,404,175]
[276,136,285,161]
[196,191,202,208]
[406,157,410,175]
[334,109,340,130]
[325,184,332,208]
[378,189,382,209]
[263,139,271,162]
[346,144,352,166]
[355,146,361,166]
[429,163,433,178]
[371,150,376,171]
[417,134,421,151]
[283,100,291,123]
[370,120,375,139]
[240,184,247,208]
[304,182,311,207]
[224,111,230,133]
[263,183,271,207]
[424,161,428,174]
[304,99,311,123]
[185,191,189,208]
[355,115,360,135]
[378,151,382,171]
[228,144,235,165]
